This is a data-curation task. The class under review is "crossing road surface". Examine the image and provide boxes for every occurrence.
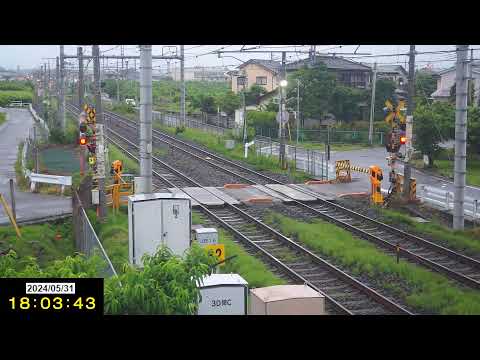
[0,108,72,226]
[260,142,480,200]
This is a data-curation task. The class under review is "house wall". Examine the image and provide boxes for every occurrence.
[232,64,277,93]
[435,69,480,103]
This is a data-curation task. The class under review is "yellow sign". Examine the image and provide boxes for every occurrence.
[205,244,225,265]
[88,156,96,165]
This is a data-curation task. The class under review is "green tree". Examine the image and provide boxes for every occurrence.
[330,85,368,122]
[415,71,437,104]
[371,79,397,121]
[467,106,480,155]
[286,63,336,119]
[192,94,216,114]
[244,84,267,106]
[217,91,241,115]
[413,103,445,166]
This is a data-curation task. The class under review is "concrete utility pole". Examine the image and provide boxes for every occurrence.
[296,78,300,144]
[58,45,65,132]
[403,45,415,200]
[279,51,287,169]
[453,45,469,230]
[180,45,186,126]
[93,45,107,220]
[55,58,59,99]
[470,49,475,107]
[369,62,377,145]
[78,47,84,109]
[139,45,153,194]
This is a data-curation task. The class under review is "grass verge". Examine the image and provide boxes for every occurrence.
[0,112,6,126]
[0,219,75,270]
[378,207,480,257]
[153,122,311,182]
[265,211,480,315]
[411,157,480,187]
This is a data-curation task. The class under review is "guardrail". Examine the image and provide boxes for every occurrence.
[418,185,479,220]
[9,101,31,108]
[29,173,72,194]
[28,104,50,136]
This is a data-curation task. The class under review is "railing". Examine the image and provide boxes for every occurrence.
[418,185,480,220]
[72,190,118,278]
[9,101,31,108]
[29,173,72,194]
[253,136,335,181]
[255,127,385,146]
[152,111,231,136]
[28,104,50,136]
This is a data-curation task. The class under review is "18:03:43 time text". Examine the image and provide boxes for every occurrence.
[9,297,96,310]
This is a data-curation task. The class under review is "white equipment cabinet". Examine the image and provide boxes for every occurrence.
[193,228,218,246]
[197,274,248,315]
[128,193,192,266]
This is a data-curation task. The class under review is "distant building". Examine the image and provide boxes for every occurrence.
[431,62,480,103]
[170,66,229,82]
[229,55,372,96]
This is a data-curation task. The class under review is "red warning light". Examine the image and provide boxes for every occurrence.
[79,136,87,146]
[400,136,407,144]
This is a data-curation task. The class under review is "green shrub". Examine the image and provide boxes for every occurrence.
[0,90,33,107]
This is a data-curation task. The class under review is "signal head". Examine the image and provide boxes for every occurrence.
[79,136,87,146]
[400,136,407,145]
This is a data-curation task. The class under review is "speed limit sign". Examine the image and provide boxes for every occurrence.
[205,244,225,265]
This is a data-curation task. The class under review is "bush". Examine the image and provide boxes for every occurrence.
[0,90,33,107]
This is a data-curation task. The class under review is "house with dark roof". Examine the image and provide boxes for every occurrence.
[286,55,372,88]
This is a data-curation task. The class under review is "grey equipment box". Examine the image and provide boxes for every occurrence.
[197,274,248,315]
[128,192,192,266]
[249,284,325,315]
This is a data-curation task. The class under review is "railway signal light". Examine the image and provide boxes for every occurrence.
[400,135,407,145]
[79,122,87,133]
[79,136,87,146]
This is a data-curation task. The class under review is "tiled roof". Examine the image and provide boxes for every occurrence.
[238,59,282,73]
[286,55,371,72]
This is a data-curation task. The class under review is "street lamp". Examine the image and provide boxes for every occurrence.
[280,79,288,88]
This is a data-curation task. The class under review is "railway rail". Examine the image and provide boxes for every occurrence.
[95,117,412,315]
[85,105,480,292]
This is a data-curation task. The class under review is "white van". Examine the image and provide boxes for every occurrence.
[125,98,136,107]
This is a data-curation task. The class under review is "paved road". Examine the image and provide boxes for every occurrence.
[0,108,72,226]
[259,141,480,200]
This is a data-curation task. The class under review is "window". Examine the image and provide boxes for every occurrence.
[237,76,246,86]
[256,76,267,85]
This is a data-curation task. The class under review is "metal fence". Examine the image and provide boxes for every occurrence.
[72,190,118,278]
[253,136,335,181]
[255,127,385,146]
[152,110,232,136]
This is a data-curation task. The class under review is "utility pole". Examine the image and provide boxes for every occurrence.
[58,45,65,132]
[78,47,84,109]
[279,51,287,169]
[470,48,474,107]
[93,45,107,220]
[403,45,415,200]
[296,79,300,144]
[139,45,153,194]
[180,45,186,126]
[453,45,469,230]
[55,58,59,96]
[369,62,377,145]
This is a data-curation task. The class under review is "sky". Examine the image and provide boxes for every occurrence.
[0,45,476,72]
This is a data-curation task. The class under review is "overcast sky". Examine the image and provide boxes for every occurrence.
[0,45,476,72]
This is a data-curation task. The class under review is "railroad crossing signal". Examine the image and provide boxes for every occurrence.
[79,136,87,146]
[88,155,96,165]
[384,99,406,128]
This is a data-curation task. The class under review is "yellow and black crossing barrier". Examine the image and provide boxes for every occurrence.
[409,178,417,201]
[350,165,370,174]
[335,160,351,182]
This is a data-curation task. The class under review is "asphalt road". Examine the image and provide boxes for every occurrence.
[0,108,72,226]
[259,142,480,200]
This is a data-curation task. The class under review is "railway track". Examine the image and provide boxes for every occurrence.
[98,120,412,315]
[88,105,480,292]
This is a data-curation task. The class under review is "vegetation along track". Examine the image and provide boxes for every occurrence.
[90,105,480,292]
[94,118,412,315]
